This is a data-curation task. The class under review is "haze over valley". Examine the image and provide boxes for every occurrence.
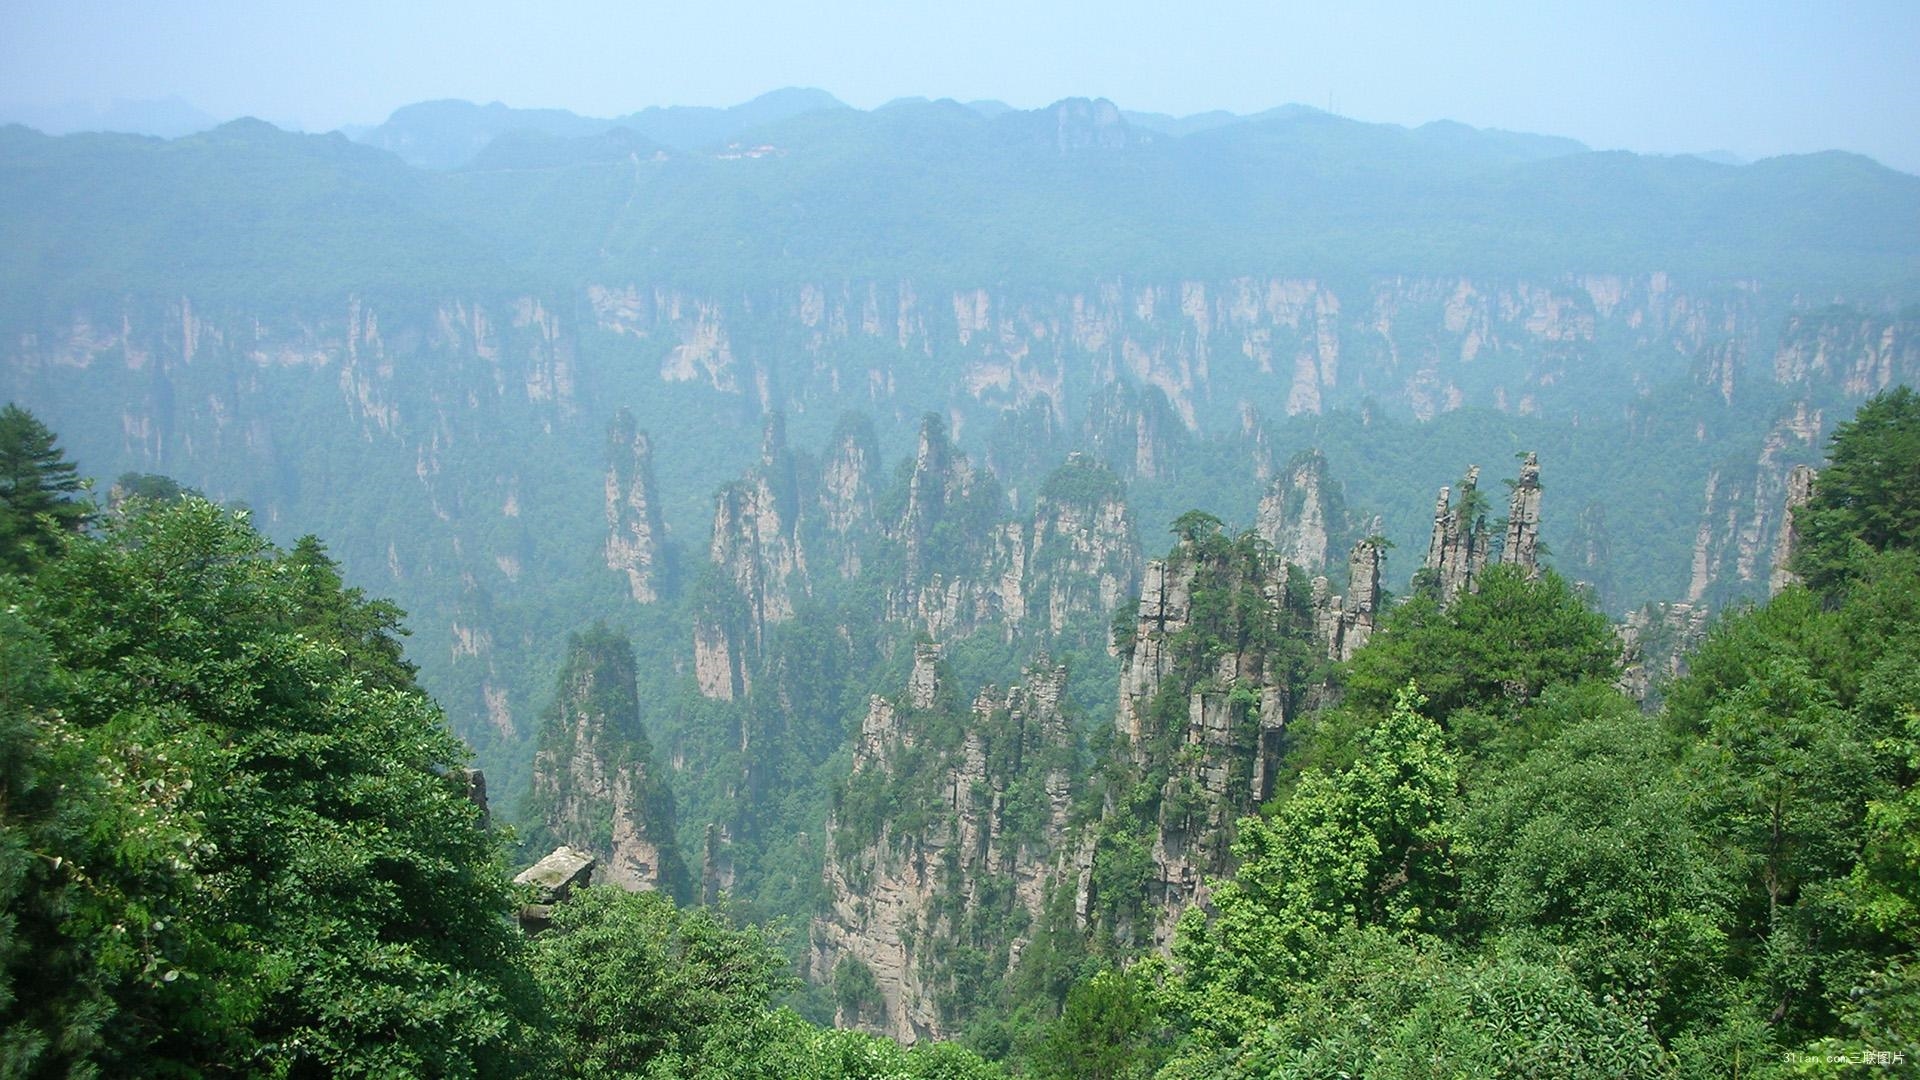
[4,6,1919,1075]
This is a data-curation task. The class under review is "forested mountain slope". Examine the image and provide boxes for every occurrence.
[2,97,1918,1072]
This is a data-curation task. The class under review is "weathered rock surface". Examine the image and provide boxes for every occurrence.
[515,845,597,903]
[1500,452,1543,575]
[1425,466,1491,603]
[604,408,667,604]
[1770,464,1817,595]
[1255,450,1346,572]
[1110,536,1303,945]
[887,438,1140,645]
[813,655,1077,1043]
[513,845,596,933]
[1326,535,1386,661]
[1686,402,1825,603]
[818,415,880,578]
[1617,602,1712,703]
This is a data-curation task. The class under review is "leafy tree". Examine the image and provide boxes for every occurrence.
[1461,702,1731,1037]
[1030,967,1165,1080]
[284,534,418,690]
[1685,656,1877,1038]
[0,404,89,574]
[1159,928,1671,1080]
[108,471,197,507]
[1172,686,1459,1031]
[531,886,790,1078]
[1793,385,1920,594]
[1169,509,1225,543]
[1343,565,1618,722]
[3,497,543,1076]
[0,604,136,1073]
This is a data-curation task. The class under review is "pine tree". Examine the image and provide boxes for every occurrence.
[0,404,89,573]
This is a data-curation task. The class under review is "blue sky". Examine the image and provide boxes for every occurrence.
[3,0,1917,172]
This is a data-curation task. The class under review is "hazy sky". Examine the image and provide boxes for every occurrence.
[3,0,1917,173]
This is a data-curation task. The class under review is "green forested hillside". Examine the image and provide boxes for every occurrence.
[0,410,1004,1078]
[3,377,1915,1073]
[5,100,1917,309]
[3,92,1918,1076]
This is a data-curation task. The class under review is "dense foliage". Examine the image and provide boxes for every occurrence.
[1007,389,1920,1075]
[0,412,1005,1077]
[0,403,88,574]
[1792,385,1920,594]
[7,367,1918,1076]
[0,491,545,1075]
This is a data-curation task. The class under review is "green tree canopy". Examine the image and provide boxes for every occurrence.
[0,403,89,573]
[1343,565,1618,722]
[0,497,543,1076]
[1793,385,1920,594]
[1172,686,1460,1032]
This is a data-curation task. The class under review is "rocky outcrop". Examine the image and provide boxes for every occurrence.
[604,408,667,604]
[692,415,820,701]
[1770,464,1816,595]
[1617,602,1712,703]
[1115,556,1197,748]
[1021,455,1142,637]
[1500,452,1543,575]
[1326,535,1387,661]
[814,654,1078,1043]
[513,846,596,932]
[700,824,736,905]
[1685,402,1824,603]
[1109,533,1310,944]
[16,280,1906,775]
[1424,467,1491,603]
[1081,382,1183,482]
[896,414,987,583]
[528,626,691,899]
[1255,450,1347,572]
[691,605,749,701]
[709,414,809,641]
[887,440,1139,646]
[818,414,880,578]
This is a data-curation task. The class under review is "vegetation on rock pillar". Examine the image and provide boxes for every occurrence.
[1342,564,1618,722]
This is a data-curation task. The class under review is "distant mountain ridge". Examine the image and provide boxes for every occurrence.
[354,89,1596,173]
[4,93,1916,309]
[357,87,851,169]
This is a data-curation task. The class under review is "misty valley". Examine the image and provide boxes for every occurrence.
[2,89,1917,1078]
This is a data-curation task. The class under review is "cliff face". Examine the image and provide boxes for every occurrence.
[1770,464,1817,595]
[1685,402,1825,604]
[527,626,691,899]
[604,408,667,604]
[818,415,880,578]
[1255,450,1349,572]
[813,649,1078,1043]
[1109,532,1316,945]
[10,281,1907,769]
